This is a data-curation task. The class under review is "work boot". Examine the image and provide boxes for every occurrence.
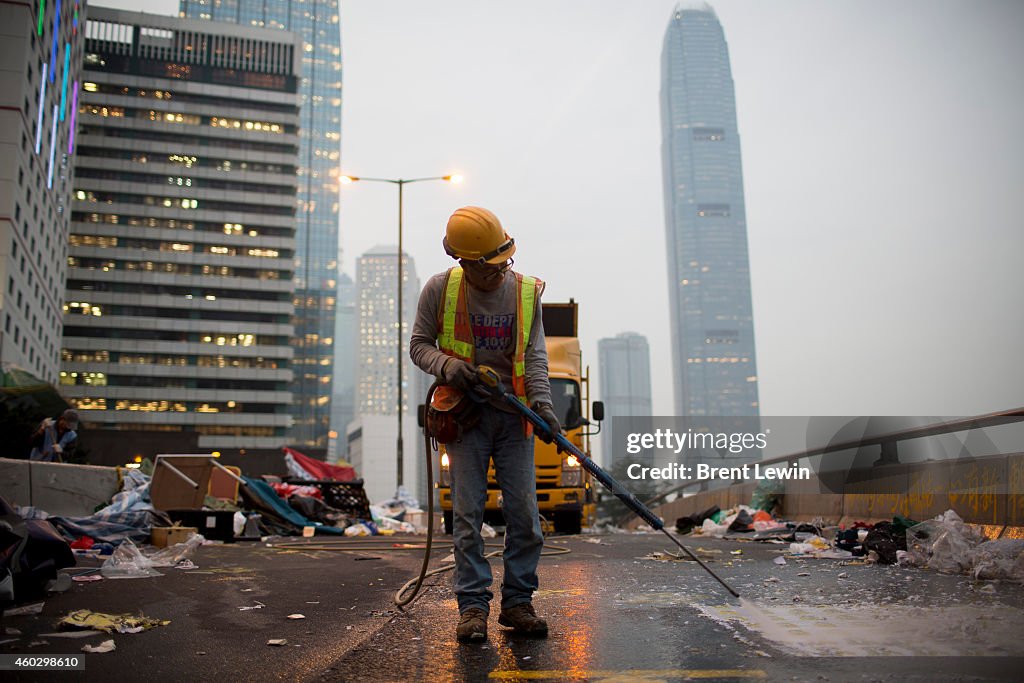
[498,602,548,637]
[456,608,488,643]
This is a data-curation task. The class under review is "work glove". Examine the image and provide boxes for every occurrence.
[532,402,563,444]
[442,358,479,392]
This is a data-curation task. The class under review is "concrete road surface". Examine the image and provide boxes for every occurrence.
[2,532,1023,682]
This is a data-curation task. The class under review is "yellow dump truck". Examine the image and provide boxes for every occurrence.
[436,300,604,535]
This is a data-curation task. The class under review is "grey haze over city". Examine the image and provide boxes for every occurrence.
[102,0,1024,422]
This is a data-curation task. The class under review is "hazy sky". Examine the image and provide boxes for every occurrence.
[95,1,1024,421]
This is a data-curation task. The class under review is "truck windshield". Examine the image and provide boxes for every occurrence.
[550,379,584,430]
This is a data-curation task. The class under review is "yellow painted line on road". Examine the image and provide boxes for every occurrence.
[489,669,767,680]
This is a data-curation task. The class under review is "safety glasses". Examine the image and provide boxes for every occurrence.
[472,237,515,263]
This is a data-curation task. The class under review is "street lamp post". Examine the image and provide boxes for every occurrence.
[340,174,462,490]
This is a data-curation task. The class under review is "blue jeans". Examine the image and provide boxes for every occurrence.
[447,407,543,614]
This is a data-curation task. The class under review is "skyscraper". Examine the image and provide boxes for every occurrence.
[62,7,301,460]
[355,245,420,417]
[661,4,759,417]
[598,332,652,466]
[329,271,355,460]
[180,0,342,449]
[351,245,428,501]
[0,0,84,379]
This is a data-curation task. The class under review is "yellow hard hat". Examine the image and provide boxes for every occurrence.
[443,206,516,263]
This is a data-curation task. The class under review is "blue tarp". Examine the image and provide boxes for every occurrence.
[242,476,347,535]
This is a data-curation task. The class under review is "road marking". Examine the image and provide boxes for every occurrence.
[489,669,767,680]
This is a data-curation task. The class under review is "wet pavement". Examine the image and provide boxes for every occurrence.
[2,532,1023,681]
[323,532,1024,682]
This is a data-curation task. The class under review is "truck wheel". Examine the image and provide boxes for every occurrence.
[553,511,581,535]
[443,511,453,535]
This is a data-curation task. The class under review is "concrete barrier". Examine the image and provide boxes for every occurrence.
[0,458,120,516]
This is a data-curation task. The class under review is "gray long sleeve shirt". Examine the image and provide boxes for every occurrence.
[410,269,553,412]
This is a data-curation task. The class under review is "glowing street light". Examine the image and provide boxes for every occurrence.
[340,173,463,488]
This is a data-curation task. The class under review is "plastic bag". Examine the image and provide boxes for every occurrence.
[905,510,984,574]
[344,523,372,537]
[100,539,162,579]
[700,518,730,537]
[148,534,205,567]
[970,538,1024,582]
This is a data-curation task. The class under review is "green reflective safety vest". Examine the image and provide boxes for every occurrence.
[436,267,543,432]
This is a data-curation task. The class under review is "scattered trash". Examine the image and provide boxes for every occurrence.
[70,537,95,551]
[287,614,305,620]
[174,559,198,570]
[3,602,45,617]
[27,640,49,648]
[5,627,21,635]
[148,534,205,567]
[905,510,985,575]
[82,639,116,653]
[72,575,104,583]
[481,523,497,539]
[100,539,163,579]
[978,584,997,594]
[796,572,810,577]
[239,601,266,611]
[969,538,1024,582]
[39,631,105,639]
[700,518,730,537]
[267,639,288,646]
[344,523,373,537]
[675,505,721,534]
[60,609,170,633]
[730,549,743,556]
[773,556,787,566]
[838,572,849,579]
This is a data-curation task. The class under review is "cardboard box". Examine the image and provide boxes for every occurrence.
[151,526,197,548]
[167,509,236,542]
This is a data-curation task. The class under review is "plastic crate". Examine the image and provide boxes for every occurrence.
[284,478,372,521]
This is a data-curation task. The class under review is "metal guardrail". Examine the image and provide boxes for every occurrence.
[616,408,1024,523]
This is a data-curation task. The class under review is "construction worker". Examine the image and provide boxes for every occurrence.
[410,206,560,643]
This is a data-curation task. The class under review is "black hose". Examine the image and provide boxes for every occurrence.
[392,382,440,608]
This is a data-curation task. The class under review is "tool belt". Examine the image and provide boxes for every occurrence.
[426,385,482,444]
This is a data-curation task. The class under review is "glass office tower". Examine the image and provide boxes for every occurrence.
[65,7,301,460]
[181,0,342,448]
[661,5,759,417]
[598,332,653,467]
